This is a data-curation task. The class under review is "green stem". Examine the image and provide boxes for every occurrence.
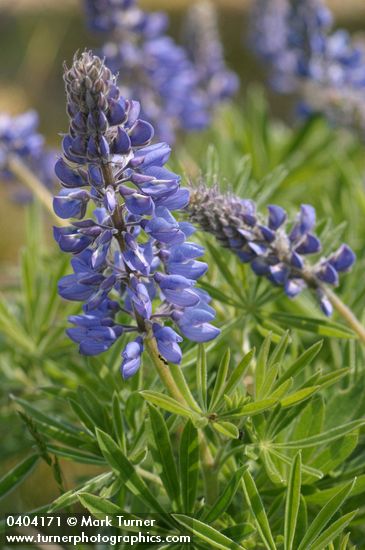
[324,287,365,345]
[7,154,68,227]
[144,334,218,505]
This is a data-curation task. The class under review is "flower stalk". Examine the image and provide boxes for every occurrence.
[145,333,217,505]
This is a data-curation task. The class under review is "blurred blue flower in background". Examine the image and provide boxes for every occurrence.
[251,0,365,136]
[0,110,56,202]
[84,0,237,143]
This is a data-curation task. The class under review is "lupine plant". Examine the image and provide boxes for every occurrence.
[1,2,365,549]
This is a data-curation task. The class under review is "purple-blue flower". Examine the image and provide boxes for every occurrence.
[54,51,219,375]
[188,186,355,316]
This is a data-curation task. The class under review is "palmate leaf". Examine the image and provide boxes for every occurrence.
[172,514,246,550]
[179,420,199,514]
[241,470,277,550]
[0,454,39,500]
[284,452,302,550]
[147,404,180,506]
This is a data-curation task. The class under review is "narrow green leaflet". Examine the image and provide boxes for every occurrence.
[179,420,199,513]
[205,242,245,299]
[280,386,319,408]
[169,364,202,413]
[270,313,355,339]
[204,466,246,523]
[241,470,277,550]
[310,511,358,550]
[49,472,114,512]
[297,479,356,550]
[173,514,246,550]
[112,392,126,452]
[140,391,196,420]
[223,349,255,397]
[274,420,365,449]
[78,493,121,517]
[212,421,239,439]
[147,404,180,505]
[210,349,231,410]
[255,334,271,399]
[197,345,208,410]
[284,452,302,550]
[0,454,39,499]
[278,341,323,386]
[96,429,167,516]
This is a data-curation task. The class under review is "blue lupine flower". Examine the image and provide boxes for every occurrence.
[83,0,237,143]
[0,110,56,201]
[250,0,365,136]
[188,186,355,316]
[54,51,219,374]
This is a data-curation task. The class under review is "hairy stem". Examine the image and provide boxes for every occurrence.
[7,154,68,227]
[144,334,218,505]
[324,287,365,344]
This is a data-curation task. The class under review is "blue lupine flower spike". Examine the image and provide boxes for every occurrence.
[54,51,219,379]
[188,186,355,316]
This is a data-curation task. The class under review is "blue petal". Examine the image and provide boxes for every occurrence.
[268,205,287,230]
[329,244,356,272]
[55,158,85,188]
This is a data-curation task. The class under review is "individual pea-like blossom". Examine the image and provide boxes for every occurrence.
[0,110,56,201]
[250,0,365,137]
[53,51,219,379]
[183,0,239,105]
[188,186,355,316]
